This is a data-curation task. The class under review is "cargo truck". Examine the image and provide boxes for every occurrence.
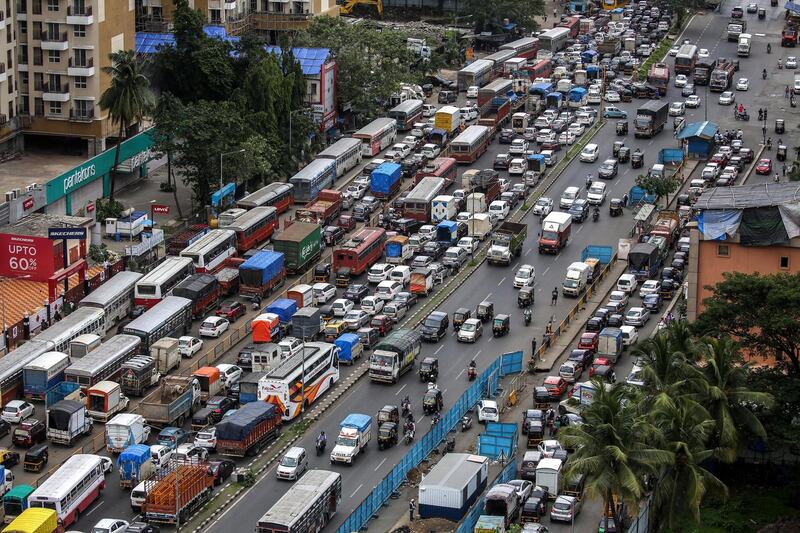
[431,195,458,223]
[150,337,181,375]
[87,381,130,422]
[239,250,286,299]
[562,262,591,297]
[466,192,487,214]
[330,413,372,464]
[634,101,668,138]
[478,97,511,130]
[468,213,493,241]
[386,236,412,264]
[371,162,403,199]
[436,220,459,245]
[137,376,201,429]
[737,33,752,56]
[120,356,161,397]
[488,222,527,265]
[166,224,209,256]
[106,413,151,453]
[597,37,621,55]
[295,189,342,225]
[598,327,623,363]
[628,242,661,280]
[369,329,422,383]
[538,212,572,254]
[272,222,321,275]
[142,464,215,524]
[693,59,716,85]
[45,381,85,408]
[648,210,680,246]
[117,444,155,488]
[710,60,735,92]
[215,401,282,457]
[646,63,670,96]
[434,105,462,134]
[727,19,746,41]
[409,268,434,295]
[172,274,220,319]
[484,484,521,526]
[783,24,798,47]
[46,400,93,446]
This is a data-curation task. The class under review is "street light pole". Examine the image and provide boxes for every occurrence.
[219,148,246,190]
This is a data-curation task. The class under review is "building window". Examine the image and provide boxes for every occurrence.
[781,256,790,269]
[209,8,220,23]
[48,49,59,63]
[73,48,86,66]
[32,0,41,15]
[73,75,86,88]
[19,96,29,114]
[151,5,161,18]
[46,0,57,11]
[74,99,91,118]
[19,45,27,65]
[48,100,61,115]
[73,24,85,37]
[717,245,729,257]
[7,75,11,94]
[20,71,28,87]
[46,22,59,39]
[19,21,26,35]
[33,71,42,91]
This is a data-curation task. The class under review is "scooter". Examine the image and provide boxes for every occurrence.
[431,413,441,427]
[763,69,767,80]
[404,429,414,445]
[316,439,326,456]
[592,209,600,222]
[461,415,473,432]
[401,399,411,419]
[523,308,532,326]
[467,365,477,381]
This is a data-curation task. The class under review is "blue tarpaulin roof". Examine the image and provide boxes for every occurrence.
[785,1,800,13]
[677,121,718,140]
[547,92,563,99]
[264,46,332,75]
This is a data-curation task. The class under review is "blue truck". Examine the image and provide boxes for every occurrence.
[266,298,297,337]
[331,413,372,464]
[335,333,363,365]
[117,444,155,488]
[239,250,286,299]
[371,162,402,199]
[436,220,459,245]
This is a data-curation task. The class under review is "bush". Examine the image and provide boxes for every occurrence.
[88,244,113,264]
[95,198,124,221]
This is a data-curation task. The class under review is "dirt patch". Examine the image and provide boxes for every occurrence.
[759,518,800,532]
[391,517,458,533]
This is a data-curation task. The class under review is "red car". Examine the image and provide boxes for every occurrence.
[577,332,598,353]
[543,376,568,399]
[216,300,246,322]
[710,153,729,166]
[755,158,773,175]
[589,357,614,377]
[370,315,394,336]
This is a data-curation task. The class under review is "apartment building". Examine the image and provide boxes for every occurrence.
[12,0,136,155]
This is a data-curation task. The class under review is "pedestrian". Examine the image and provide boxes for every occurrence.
[787,86,792,98]
[543,332,551,349]
[764,109,768,120]
[551,287,558,306]
[530,338,537,357]
[622,192,629,207]
[544,12,547,22]
[409,499,416,521]
[783,163,787,177]
[553,416,561,436]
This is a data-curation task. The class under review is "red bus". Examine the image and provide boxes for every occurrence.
[332,228,387,275]
[225,206,278,252]
[450,125,492,164]
[558,16,580,38]
[527,59,553,80]
[237,183,295,214]
[414,157,457,188]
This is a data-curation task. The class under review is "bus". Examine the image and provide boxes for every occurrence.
[388,99,424,132]
[675,44,699,75]
[403,177,445,222]
[332,227,387,275]
[527,59,553,79]
[0,308,106,407]
[538,27,570,53]
[22,351,70,400]
[477,78,514,106]
[353,118,397,157]
[288,159,337,204]
[64,334,140,389]
[457,59,494,91]
[500,37,540,60]
[258,342,340,421]
[602,0,628,8]
[414,157,458,188]
[79,271,143,327]
[484,50,516,75]
[134,256,195,308]
[3,484,35,522]
[237,182,295,214]
[28,454,105,527]
[316,137,363,178]
[179,229,237,273]
[69,333,102,357]
[223,206,278,252]
[122,296,193,355]
[450,125,492,164]
[255,470,342,533]
[558,15,581,38]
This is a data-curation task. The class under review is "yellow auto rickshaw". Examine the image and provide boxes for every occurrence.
[323,320,347,342]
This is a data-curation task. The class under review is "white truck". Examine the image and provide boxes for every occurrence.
[330,413,372,464]
[562,262,591,297]
[468,213,494,240]
[150,337,181,374]
[431,195,458,223]
[106,413,151,453]
[737,33,751,57]
[46,400,94,446]
[466,192,487,214]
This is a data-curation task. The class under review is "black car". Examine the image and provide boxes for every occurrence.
[0,419,10,439]
[500,191,519,208]
[391,217,423,236]
[568,199,590,222]
[438,90,457,104]
[400,156,421,178]
[126,523,161,533]
[522,409,544,434]
[585,317,604,333]
[592,308,610,327]
[568,349,593,368]
[323,226,345,247]
[353,203,369,222]
[661,266,683,283]
[207,396,237,422]
[236,344,260,370]
[226,382,240,402]
[208,459,235,485]
[671,257,686,272]
[499,129,515,144]
[421,311,449,342]
[344,284,369,303]
[421,241,446,260]
[642,293,663,312]
[534,386,552,403]
[607,313,625,328]
[493,153,511,170]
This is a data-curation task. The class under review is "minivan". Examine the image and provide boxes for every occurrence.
[580,143,599,162]
[488,200,510,221]
[375,280,402,301]
[131,481,148,511]
[442,247,467,269]
[276,447,308,481]
[560,186,581,209]
[616,273,638,294]
[389,266,411,287]
[421,311,449,342]
[423,104,437,117]
[438,90,456,104]
[368,263,393,284]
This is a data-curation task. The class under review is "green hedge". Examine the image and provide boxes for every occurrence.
[637,36,676,79]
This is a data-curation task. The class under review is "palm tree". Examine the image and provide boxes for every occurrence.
[560,380,672,532]
[630,327,700,409]
[99,50,155,200]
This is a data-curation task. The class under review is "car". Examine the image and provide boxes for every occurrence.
[571,346,595,367]
[756,158,773,175]
[215,300,246,322]
[682,83,696,97]
[718,91,735,105]
[616,273,638,294]
[532,197,554,216]
[559,360,583,383]
[0,419,10,439]
[586,182,607,205]
[207,395,237,422]
[698,48,710,59]
[488,200,510,221]
[735,77,749,91]
[668,102,685,116]
[208,459,235,485]
[511,183,528,198]
[604,91,621,102]
[788,56,799,69]
[344,284,369,303]
[499,129,515,144]
[176,443,209,464]
[500,191,520,208]
[100,455,113,474]
[331,298,354,318]
[1,400,34,424]
[386,143,411,161]
[158,427,190,449]
[639,279,662,297]
[551,495,581,522]
[642,293,663,313]
[668,43,680,56]
[125,522,161,533]
[493,153,511,170]
[538,439,565,458]
[199,316,229,338]
[278,337,304,358]
[421,241,445,260]
[344,309,371,330]
[608,290,629,309]
[509,138,528,154]
[620,324,640,347]
[277,447,308,481]
[598,159,618,178]
[457,237,479,254]
[177,335,203,358]
[194,427,217,450]
[437,90,456,104]
[216,363,243,387]
[312,282,337,304]
[368,263,394,284]
[568,199,590,222]
[747,2,758,11]
[625,307,651,327]
[394,292,417,309]
[514,264,536,288]
[579,143,599,163]
[602,106,627,118]
[607,313,625,328]
[466,85,479,98]
[558,131,577,146]
[345,182,367,200]
[560,186,580,209]
[477,400,499,423]
[421,143,440,159]
[685,95,701,108]
[507,479,534,501]
[674,74,688,88]
[92,519,130,533]
[543,376,567,399]
[411,255,434,269]
[568,122,585,136]
[457,318,483,343]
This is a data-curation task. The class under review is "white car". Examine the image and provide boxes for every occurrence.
[698,48,710,59]
[624,307,651,327]
[332,298,354,317]
[579,143,599,162]
[276,446,308,481]
[509,158,526,175]
[514,264,536,288]
[736,77,749,91]
[674,74,688,88]
[91,519,129,533]
[312,282,337,304]
[718,91,735,105]
[509,138,528,154]
[368,263,394,283]
[537,439,564,458]
[344,309,370,330]
[1,400,34,424]
[466,85,479,99]
[586,182,607,205]
[359,296,384,315]
[457,236,479,254]
[685,95,701,108]
[616,273,638,294]
[178,336,203,357]
[604,91,621,102]
[668,102,685,116]
[620,325,639,347]
[477,400,499,423]
[558,131,576,145]
[375,280,402,301]
[175,443,209,464]
[498,178,510,193]
[216,363,243,387]
[532,197,553,216]
[421,143,440,159]
[608,290,629,309]
[199,316,229,338]
[401,135,419,149]
[560,186,580,209]
[788,56,798,69]
[345,183,367,200]
[457,318,483,343]
[279,337,304,357]
[385,143,410,160]
[568,123,585,136]
[100,456,114,474]
[668,44,680,56]
[639,279,662,297]
[488,200,510,220]
[460,106,478,122]
[195,427,217,450]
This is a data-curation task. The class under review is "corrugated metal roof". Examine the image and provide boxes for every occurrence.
[263,46,332,75]
[676,121,718,140]
[695,182,800,210]
[420,453,487,489]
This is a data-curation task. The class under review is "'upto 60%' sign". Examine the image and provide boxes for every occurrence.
[0,234,55,281]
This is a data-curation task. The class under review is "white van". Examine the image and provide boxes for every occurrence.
[560,186,581,209]
[488,200,510,221]
[616,273,638,294]
[509,158,526,175]
[368,263,394,284]
[389,265,411,287]
[423,104,437,117]
[466,85,479,99]
[131,480,148,511]
[375,280,403,301]
[580,143,599,162]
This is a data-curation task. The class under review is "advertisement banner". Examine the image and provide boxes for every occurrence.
[0,234,56,282]
[151,204,170,215]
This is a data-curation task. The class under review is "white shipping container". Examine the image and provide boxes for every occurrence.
[418,453,489,520]
[431,195,458,223]
[466,193,487,214]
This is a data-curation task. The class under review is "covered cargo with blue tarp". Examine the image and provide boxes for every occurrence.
[528,82,553,96]
[238,372,265,404]
[568,87,587,101]
[546,92,563,107]
[629,185,656,205]
[266,298,296,323]
[527,154,545,172]
[335,333,362,364]
[581,50,598,63]
[117,444,154,487]
[580,245,614,264]
[371,162,402,197]
[216,401,277,441]
[436,221,458,244]
[240,251,285,286]
[341,413,371,432]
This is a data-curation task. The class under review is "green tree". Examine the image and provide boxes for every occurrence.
[152,92,185,219]
[464,0,545,34]
[693,272,800,375]
[631,323,700,406]
[745,367,800,449]
[635,173,682,206]
[98,49,155,200]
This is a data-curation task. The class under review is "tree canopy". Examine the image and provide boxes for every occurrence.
[635,172,682,206]
[464,0,545,35]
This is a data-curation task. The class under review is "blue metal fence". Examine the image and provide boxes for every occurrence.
[336,353,521,533]
[581,245,615,265]
[478,422,518,460]
[501,351,523,374]
[454,461,519,533]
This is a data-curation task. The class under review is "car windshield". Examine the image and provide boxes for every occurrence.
[280,456,298,467]
[201,321,216,329]
[424,318,441,328]
[589,184,604,194]
[461,322,476,332]
[517,269,531,279]
[536,199,549,207]
[563,191,577,199]
[345,312,361,320]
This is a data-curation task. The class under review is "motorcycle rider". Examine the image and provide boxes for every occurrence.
[768,42,772,53]
[523,306,532,325]
[593,206,600,221]
[404,420,416,441]
[586,173,593,189]
[317,431,327,449]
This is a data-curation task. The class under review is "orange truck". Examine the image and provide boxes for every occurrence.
[295,189,342,225]
[142,464,215,524]
[192,367,223,404]
[648,210,680,247]
[409,268,434,296]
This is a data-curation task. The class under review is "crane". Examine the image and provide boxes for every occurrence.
[338,0,383,17]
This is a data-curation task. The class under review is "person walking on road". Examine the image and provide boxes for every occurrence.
[409,499,416,521]
[551,287,558,306]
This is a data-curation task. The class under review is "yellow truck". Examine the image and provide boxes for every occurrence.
[3,508,58,533]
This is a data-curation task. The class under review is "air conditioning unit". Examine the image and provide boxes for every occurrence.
[5,192,13,202]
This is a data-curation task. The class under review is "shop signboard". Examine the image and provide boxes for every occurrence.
[0,234,56,281]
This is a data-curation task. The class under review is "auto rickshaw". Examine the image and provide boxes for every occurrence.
[323,320,346,342]
[423,387,444,414]
[518,286,534,308]
[776,118,785,134]
[314,263,331,282]
[334,267,351,288]
[377,405,400,425]
[23,443,48,473]
[631,148,644,169]
[616,120,628,135]
[419,357,439,382]
[676,193,692,207]
[377,422,398,450]
[607,198,622,217]
[778,144,788,162]
[453,308,471,330]
[618,146,630,163]
[476,301,494,322]
[612,141,625,157]
[526,420,545,448]
[493,314,510,337]
[0,448,19,467]
[337,214,355,232]
[660,278,676,300]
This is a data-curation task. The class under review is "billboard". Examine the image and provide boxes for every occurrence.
[0,234,57,282]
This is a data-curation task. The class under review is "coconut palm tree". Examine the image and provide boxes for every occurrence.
[560,380,672,532]
[631,327,701,409]
[99,49,155,200]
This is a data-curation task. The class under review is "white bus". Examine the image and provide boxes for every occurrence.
[388,99,424,131]
[256,470,342,533]
[122,296,193,354]
[69,333,102,357]
[79,271,143,327]
[353,117,397,157]
[134,256,195,308]
[237,182,294,214]
[259,342,340,421]
[64,334,141,389]
[22,351,70,400]
[179,229,237,273]
[288,159,337,205]
[317,137,363,178]
[28,454,105,527]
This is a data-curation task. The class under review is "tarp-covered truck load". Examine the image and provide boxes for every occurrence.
[117,444,155,488]
[272,222,321,274]
[215,401,282,457]
[335,333,363,365]
[371,162,403,199]
[46,399,92,446]
[628,242,661,279]
[172,274,219,319]
[239,251,286,298]
[369,329,422,383]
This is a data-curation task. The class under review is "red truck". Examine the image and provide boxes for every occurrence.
[213,257,244,296]
[215,401,282,457]
[647,63,670,96]
[478,97,511,131]
[166,224,209,256]
[648,210,680,247]
[538,212,572,254]
[295,189,342,225]
[783,25,798,47]
[142,464,215,524]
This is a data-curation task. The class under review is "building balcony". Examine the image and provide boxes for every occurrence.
[69,108,93,122]
[42,82,70,102]
[41,31,69,51]
[0,12,7,31]
[224,1,238,9]
[67,56,93,77]
[66,5,92,24]
[249,11,314,31]
[16,1,26,19]
[0,65,7,84]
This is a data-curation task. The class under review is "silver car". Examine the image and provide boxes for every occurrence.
[624,307,651,327]
[550,495,582,522]
[457,318,483,343]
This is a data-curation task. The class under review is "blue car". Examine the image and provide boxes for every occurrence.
[603,107,628,119]
[568,199,590,223]
[642,293,663,312]
[157,427,190,449]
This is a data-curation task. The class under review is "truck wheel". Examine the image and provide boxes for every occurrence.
[177,415,185,427]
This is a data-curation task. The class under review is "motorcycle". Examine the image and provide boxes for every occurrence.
[461,415,473,432]
[316,439,326,456]
[768,43,772,54]
[404,429,414,445]
[523,308,532,326]
[401,397,411,418]
[779,59,784,69]
[431,413,441,426]
[592,209,600,222]
[467,365,477,381]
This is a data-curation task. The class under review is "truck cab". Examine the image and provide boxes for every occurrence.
[330,413,372,464]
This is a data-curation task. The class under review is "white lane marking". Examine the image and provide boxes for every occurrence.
[84,500,103,517]
[374,458,387,472]
[487,336,494,342]
[350,484,364,498]
[434,345,444,354]
[542,266,550,276]
[575,225,584,234]
[456,368,465,379]
[484,292,493,300]
[395,383,407,396]
[649,140,654,145]
[498,277,506,286]
[474,350,482,358]
[755,33,765,37]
